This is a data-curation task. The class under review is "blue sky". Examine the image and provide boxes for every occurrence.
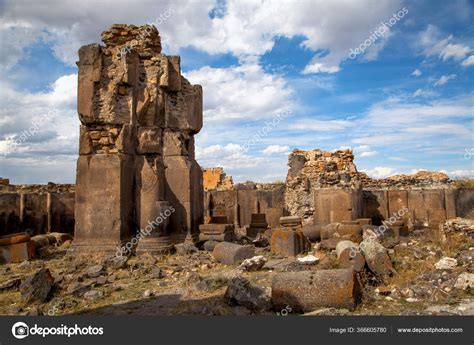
[0,0,472,183]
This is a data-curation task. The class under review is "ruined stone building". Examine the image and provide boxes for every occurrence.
[73,24,203,254]
[203,148,472,232]
[0,25,472,252]
[203,167,233,191]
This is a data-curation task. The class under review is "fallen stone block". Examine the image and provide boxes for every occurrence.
[199,232,234,242]
[320,223,340,240]
[212,242,255,265]
[271,269,361,312]
[337,221,362,238]
[321,222,362,241]
[0,241,35,264]
[271,228,311,257]
[30,235,50,249]
[203,240,218,251]
[362,225,396,240]
[239,255,267,271]
[199,223,235,235]
[319,237,345,251]
[279,216,302,227]
[224,276,271,312]
[0,233,31,246]
[174,243,198,255]
[359,239,394,276]
[301,224,322,242]
[336,240,365,272]
[19,268,54,304]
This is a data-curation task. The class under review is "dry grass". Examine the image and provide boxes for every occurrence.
[441,233,471,257]
[452,179,474,189]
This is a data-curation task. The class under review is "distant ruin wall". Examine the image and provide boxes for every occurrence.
[203,167,233,191]
[285,148,456,221]
[204,185,285,228]
[0,187,75,237]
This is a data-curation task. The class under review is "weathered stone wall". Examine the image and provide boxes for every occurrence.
[454,188,474,218]
[0,191,75,237]
[203,167,233,191]
[285,149,360,220]
[313,188,363,225]
[361,189,462,226]
[73,24,203,254]
[204,185,285,228]
[285,148,456,222]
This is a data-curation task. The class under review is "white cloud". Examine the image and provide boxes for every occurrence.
[352,94,473,155]
[440,43,472,61]
[359,150,377,157]
[412,88,437,97]
[289,118,352,131]
[0,25,45,70]
[185,63,294,123]
[0,74,78,182]
[361,166,398,178]
[449,169,474,178]
[353,144,377,158]
[0,0,403,73]
[195,143,287,182]
[411,69,422,76]
[262,145,290,156]
[461,55,474,66]
[417,25,472,65]
[433,74,456,87]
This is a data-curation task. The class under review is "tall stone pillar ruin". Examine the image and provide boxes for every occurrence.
[72,24,203,254]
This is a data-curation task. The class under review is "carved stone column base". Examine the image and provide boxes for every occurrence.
[136,236,174,255]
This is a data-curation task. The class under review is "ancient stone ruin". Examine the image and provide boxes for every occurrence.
[203,167,234,191]
[73,24,203,254]
[0,24,473,318]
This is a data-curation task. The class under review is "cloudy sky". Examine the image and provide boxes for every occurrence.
[0,0,473,183]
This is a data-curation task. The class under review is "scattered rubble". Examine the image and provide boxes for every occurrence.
[239,256,267,271]
[434,257,458,270]
[19,268,54,304]
[224,276,271,312]
[454,273,474,290]
[297,255,319,265]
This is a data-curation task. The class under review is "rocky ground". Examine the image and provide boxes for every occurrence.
[0,218,472,316]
